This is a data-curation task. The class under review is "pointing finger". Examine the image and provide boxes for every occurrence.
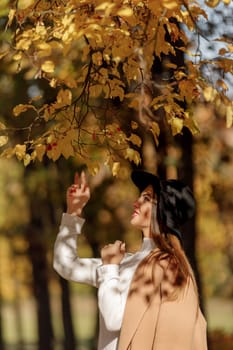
[80,171,87,190]
[74,172,79,185]
[81,171,86,182]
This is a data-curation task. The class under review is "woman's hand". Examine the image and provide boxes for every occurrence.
[66,171,90,216]
[101,240,126,265]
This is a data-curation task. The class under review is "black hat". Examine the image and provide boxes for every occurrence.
[131,170,196,241]
[131,170,161,194]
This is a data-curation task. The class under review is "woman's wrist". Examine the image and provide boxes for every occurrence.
[67,208,82,216]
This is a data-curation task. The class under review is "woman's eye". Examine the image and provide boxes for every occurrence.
[143,195,151,202]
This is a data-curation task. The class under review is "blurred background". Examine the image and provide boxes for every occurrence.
[0,1,233,350]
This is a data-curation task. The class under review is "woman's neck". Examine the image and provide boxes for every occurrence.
[142,228,152,238]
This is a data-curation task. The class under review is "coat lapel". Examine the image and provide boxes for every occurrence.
[118,252,164,349]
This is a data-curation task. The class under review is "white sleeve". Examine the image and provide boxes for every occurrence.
[97,264,126,331]
[53,213,101,287]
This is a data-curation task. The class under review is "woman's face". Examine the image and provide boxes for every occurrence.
[130,185,156,237]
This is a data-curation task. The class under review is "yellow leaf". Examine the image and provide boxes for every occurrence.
[117,7,133,17]
[92,51,103,66]
[35,23,47,36]
[86,23,102,31]
[89,84,103,98]
[87,162,100,176]
[127,134,142,147]
[227,44,233,53]
[57,89,72,106]
[41,60,55,73]
[23,154,31,166]
[62,143,74,159]
[184,116,200,135]
[15,144,26,161]
[162,0,179,10]
[109,84,125,101]
[226,105,233,128]
[164,62,177,69]
[175,71,187,80]
[131,121,138,130]
[0,120,8,146]
[112,162,120,176]
[30,95,43,105]
[30,150,37,161]
[95,2,115,11]
[37,43,51,51]
[46,142,61,161]
[59,130,76,159]
[37,42,52,57]
[170,117,184,135]
[150,121,160,145]
[50,78,57,88]
[204,0,220,8]
[16,38,31,50]
[203,86,217,102]
[0,136,8,147]
[179,79,196,104]
[155,24,175,58]
[125,148,141,165]
[0,122,6,130]
[6,9,16,29]
[18,0,34,10]
[35,144,46,162]
[13,104,35,117]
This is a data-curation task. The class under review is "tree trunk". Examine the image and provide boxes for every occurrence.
[175,128,205,312]
[27,227,54,350]
[59,277,76,350]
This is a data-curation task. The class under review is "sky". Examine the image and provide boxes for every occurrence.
[187,0,233,96]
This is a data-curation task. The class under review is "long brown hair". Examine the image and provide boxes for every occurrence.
[150,201,198,298]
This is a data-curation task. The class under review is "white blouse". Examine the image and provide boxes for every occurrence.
[53,213,155,350]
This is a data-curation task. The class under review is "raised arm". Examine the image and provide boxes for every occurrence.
[66,171,90,217]
[53,172,101,287]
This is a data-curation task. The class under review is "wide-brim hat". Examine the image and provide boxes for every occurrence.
[131,170,161,194]
[131,170,196,241]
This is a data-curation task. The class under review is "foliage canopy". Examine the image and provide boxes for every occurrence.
[0,0,233,174]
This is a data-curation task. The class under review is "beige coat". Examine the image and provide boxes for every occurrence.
[118,251,208,350]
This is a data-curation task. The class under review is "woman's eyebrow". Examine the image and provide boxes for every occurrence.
[141,191,153,196]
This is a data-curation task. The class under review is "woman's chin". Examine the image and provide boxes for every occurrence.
[130,217,138,226]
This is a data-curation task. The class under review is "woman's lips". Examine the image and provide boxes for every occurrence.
[131,210,139,218]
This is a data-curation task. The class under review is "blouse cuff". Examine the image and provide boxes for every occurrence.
[60,213,85,234]
[96,264,120,284]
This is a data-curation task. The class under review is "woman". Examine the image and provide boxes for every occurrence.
[98,170,208,350]
[53,170,207,350]
[53,171,155,350]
